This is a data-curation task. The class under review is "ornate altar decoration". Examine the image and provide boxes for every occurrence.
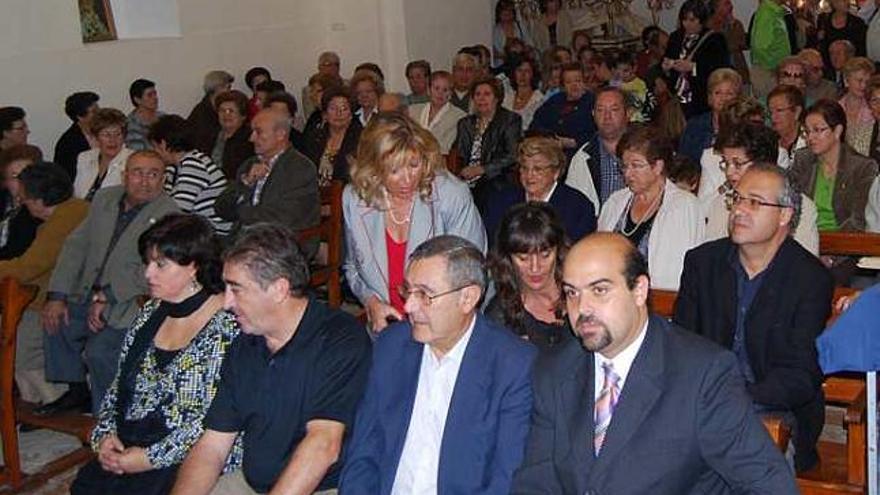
[516,0,649,50]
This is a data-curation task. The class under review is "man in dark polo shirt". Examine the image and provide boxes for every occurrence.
[171,223,371,495]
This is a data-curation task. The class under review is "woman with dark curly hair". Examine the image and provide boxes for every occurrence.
[486,202,572,349]
[72,214,240,494]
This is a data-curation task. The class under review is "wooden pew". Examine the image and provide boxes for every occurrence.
[296,180,344,308]
[0,278,94,492]
[819,231,880,257]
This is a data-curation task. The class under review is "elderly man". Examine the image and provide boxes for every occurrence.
[675,163,833,472]
[799,49,839,102]
[340,235,536,494]
[188,70,235,153]
[171,223,371,495]
[828,39,855,91]
[404,60,431,105]
[301,51,343,118]
[530,62,597,162]
[774,56,808,100]
[513,232,797,494]
[215,109,319,242]
[565,87,628,213]
[38,150,179,415]
[450,51,478,112]
[0,106,29,151]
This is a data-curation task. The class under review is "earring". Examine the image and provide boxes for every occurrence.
[190,277,202,293]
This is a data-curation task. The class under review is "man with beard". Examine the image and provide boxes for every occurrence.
[512,232,796,494]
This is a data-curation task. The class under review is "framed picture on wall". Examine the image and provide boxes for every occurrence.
[78,0,117,43]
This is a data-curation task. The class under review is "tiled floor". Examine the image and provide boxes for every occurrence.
[0,429,84,494]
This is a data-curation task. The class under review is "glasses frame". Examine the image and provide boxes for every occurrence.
[724,189,789,210]
[398,283,471,307]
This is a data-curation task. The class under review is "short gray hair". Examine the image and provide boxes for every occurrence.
[747,162,802,232]
[223,223,310,295]
[203,70,234,95]
[408,235,486,294]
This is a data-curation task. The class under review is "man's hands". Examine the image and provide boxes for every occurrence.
[242,162,271,187]
[42,300,69,335]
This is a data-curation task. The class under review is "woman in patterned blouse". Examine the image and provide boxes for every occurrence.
[71,214,240,495]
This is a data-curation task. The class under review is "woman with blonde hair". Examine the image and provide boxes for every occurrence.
[839,57,876,155]
[343,113,486,334]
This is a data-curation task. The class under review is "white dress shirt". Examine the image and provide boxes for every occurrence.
[391,316,476,495]
[593,319,648,401]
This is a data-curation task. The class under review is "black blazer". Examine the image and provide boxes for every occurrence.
[674,237,833,471]
[454,107,522,182]
[303,120,363,182]
[664,28,731,117]
[512,315,797,494]
[217,123,255,180]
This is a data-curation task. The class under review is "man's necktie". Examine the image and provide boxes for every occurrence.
[594,362,620,456]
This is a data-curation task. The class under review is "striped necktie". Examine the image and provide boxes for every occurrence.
[594,362,620,456]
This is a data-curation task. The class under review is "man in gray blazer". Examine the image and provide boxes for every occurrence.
[215,108,320,244]
[38,150,179,415]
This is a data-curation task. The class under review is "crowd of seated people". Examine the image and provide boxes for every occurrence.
[3,0,880,489]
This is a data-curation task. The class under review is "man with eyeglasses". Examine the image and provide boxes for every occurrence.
[704,123,819,254]
[340,235,536,494]
[0,106,30,151]
[675,162,833,472]
[798,49,839,102]
[38,150,179,416]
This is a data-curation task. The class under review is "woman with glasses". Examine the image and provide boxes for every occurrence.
[303,86,362,185]
[839,57,876,156]
[768,84,807,165]
[73,108,134,201]
[343,113,486,335]
[597,125,703,290]
[209,90,254,180]
[790,99,878,232]
[706,123,819,253]
[486,202,572,350]
[483,136,595,243]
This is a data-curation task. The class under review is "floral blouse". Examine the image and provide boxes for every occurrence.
[90,299,242,470]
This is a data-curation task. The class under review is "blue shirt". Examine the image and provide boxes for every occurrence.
[731,252,770,384]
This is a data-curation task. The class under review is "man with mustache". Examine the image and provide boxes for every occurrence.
[512,232,796,494]
[675,163,833,472]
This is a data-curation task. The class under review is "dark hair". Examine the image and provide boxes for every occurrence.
[641,25,665,49]
[129,79,156,107]
[406,60,432,78]
[471,76,504,102]
[255,80,286,95]
[678,0,710,24]
[612,50,636,70]
[355,62,385,81]
[214,90,249,117]
[714,123,779,162]
[320,85,353,114]
[0,144,43,169]
[148,114,193,152]
[538,0,560,13]
[745,162,802,230]
[506,55,541,91]
[489,203,569,333]
[64,92,100,122]
[266,91,299,117]
[622,239,649,289]
[767,84,805,113]
[667,154,701,188]
[409,235,487,293]
[223,223,310,295]
[805,98,847,141]
[18,163,73,207]
[245,66,271,90]
[560,61,584,79]
[494,0,518,24]
[617,125,675,174]
[139,214,224,294]
[0,107,25,134]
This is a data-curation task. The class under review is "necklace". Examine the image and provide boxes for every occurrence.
[385,196,415,225]
[620,187,664,237]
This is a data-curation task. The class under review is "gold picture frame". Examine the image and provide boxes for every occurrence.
[78,0,117,43]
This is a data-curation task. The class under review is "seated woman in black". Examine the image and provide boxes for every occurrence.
[303,86,362,184]
[0,144,42,260]
[486,202,573,350]
[72,214,240,495]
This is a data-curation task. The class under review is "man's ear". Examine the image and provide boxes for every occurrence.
[458,285,483,313]
[632,274,651,308]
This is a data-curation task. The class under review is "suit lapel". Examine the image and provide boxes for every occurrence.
[557,347,595,488]
[592,318,664,473]
[715,244,738,348]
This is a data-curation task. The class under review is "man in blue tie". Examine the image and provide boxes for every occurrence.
[512,232,797,494]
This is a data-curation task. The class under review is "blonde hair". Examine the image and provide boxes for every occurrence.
[350,113,443,208]
[707,67,743,93]
[518,136,566,172]
[843,57,876,79]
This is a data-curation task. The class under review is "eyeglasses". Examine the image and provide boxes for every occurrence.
[98,129,124,140]
[804,126,831,136]
[519,164,556,176]
[719,156,753,171]
[724,189,789,210]
[126,169,163,180]
[780,71,804,79]
[397,283,470,307]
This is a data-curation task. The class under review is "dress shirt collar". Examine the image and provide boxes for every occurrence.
[526,181,558,203]
[426,314,476,366]
[594,318,648,392]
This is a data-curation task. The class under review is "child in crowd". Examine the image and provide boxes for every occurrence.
[611,51,649,122]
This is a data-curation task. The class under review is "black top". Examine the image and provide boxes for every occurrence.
[204,298,372,492]
[0,199,41,261]
[302,119,363,182]
[53,123,90,182]
[485,297,573,351]
[621,207,657,250]
[817,12,867,68]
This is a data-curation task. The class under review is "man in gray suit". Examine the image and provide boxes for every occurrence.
[215,108,320,243]
[512,233,797,494]
[38,150,179,415]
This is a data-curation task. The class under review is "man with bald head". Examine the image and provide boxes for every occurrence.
[215,108,319,240]
[512,232,796,494]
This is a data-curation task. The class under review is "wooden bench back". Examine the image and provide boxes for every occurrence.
[819,231,880,257]
[295,180,345,307]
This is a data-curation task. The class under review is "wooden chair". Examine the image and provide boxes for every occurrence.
[0,277,94,492]
[445,152,462,176]
[819,231,880,257]
[296,180,344,308]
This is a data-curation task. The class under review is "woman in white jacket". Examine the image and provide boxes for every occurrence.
[598,126,703,289]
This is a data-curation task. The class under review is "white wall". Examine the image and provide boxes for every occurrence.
[0,0,491,153]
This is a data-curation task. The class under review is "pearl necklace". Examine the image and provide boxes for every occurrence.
[620,187,664,237]
[385,196,415,225]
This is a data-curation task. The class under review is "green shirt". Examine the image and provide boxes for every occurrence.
[815,168,839,231]
[750,0,791,70]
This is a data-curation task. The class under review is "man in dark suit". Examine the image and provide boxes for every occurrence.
[512,232,796,494]
[340,235,537,494]
[215,108,320,245]
[675,163,833,471]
